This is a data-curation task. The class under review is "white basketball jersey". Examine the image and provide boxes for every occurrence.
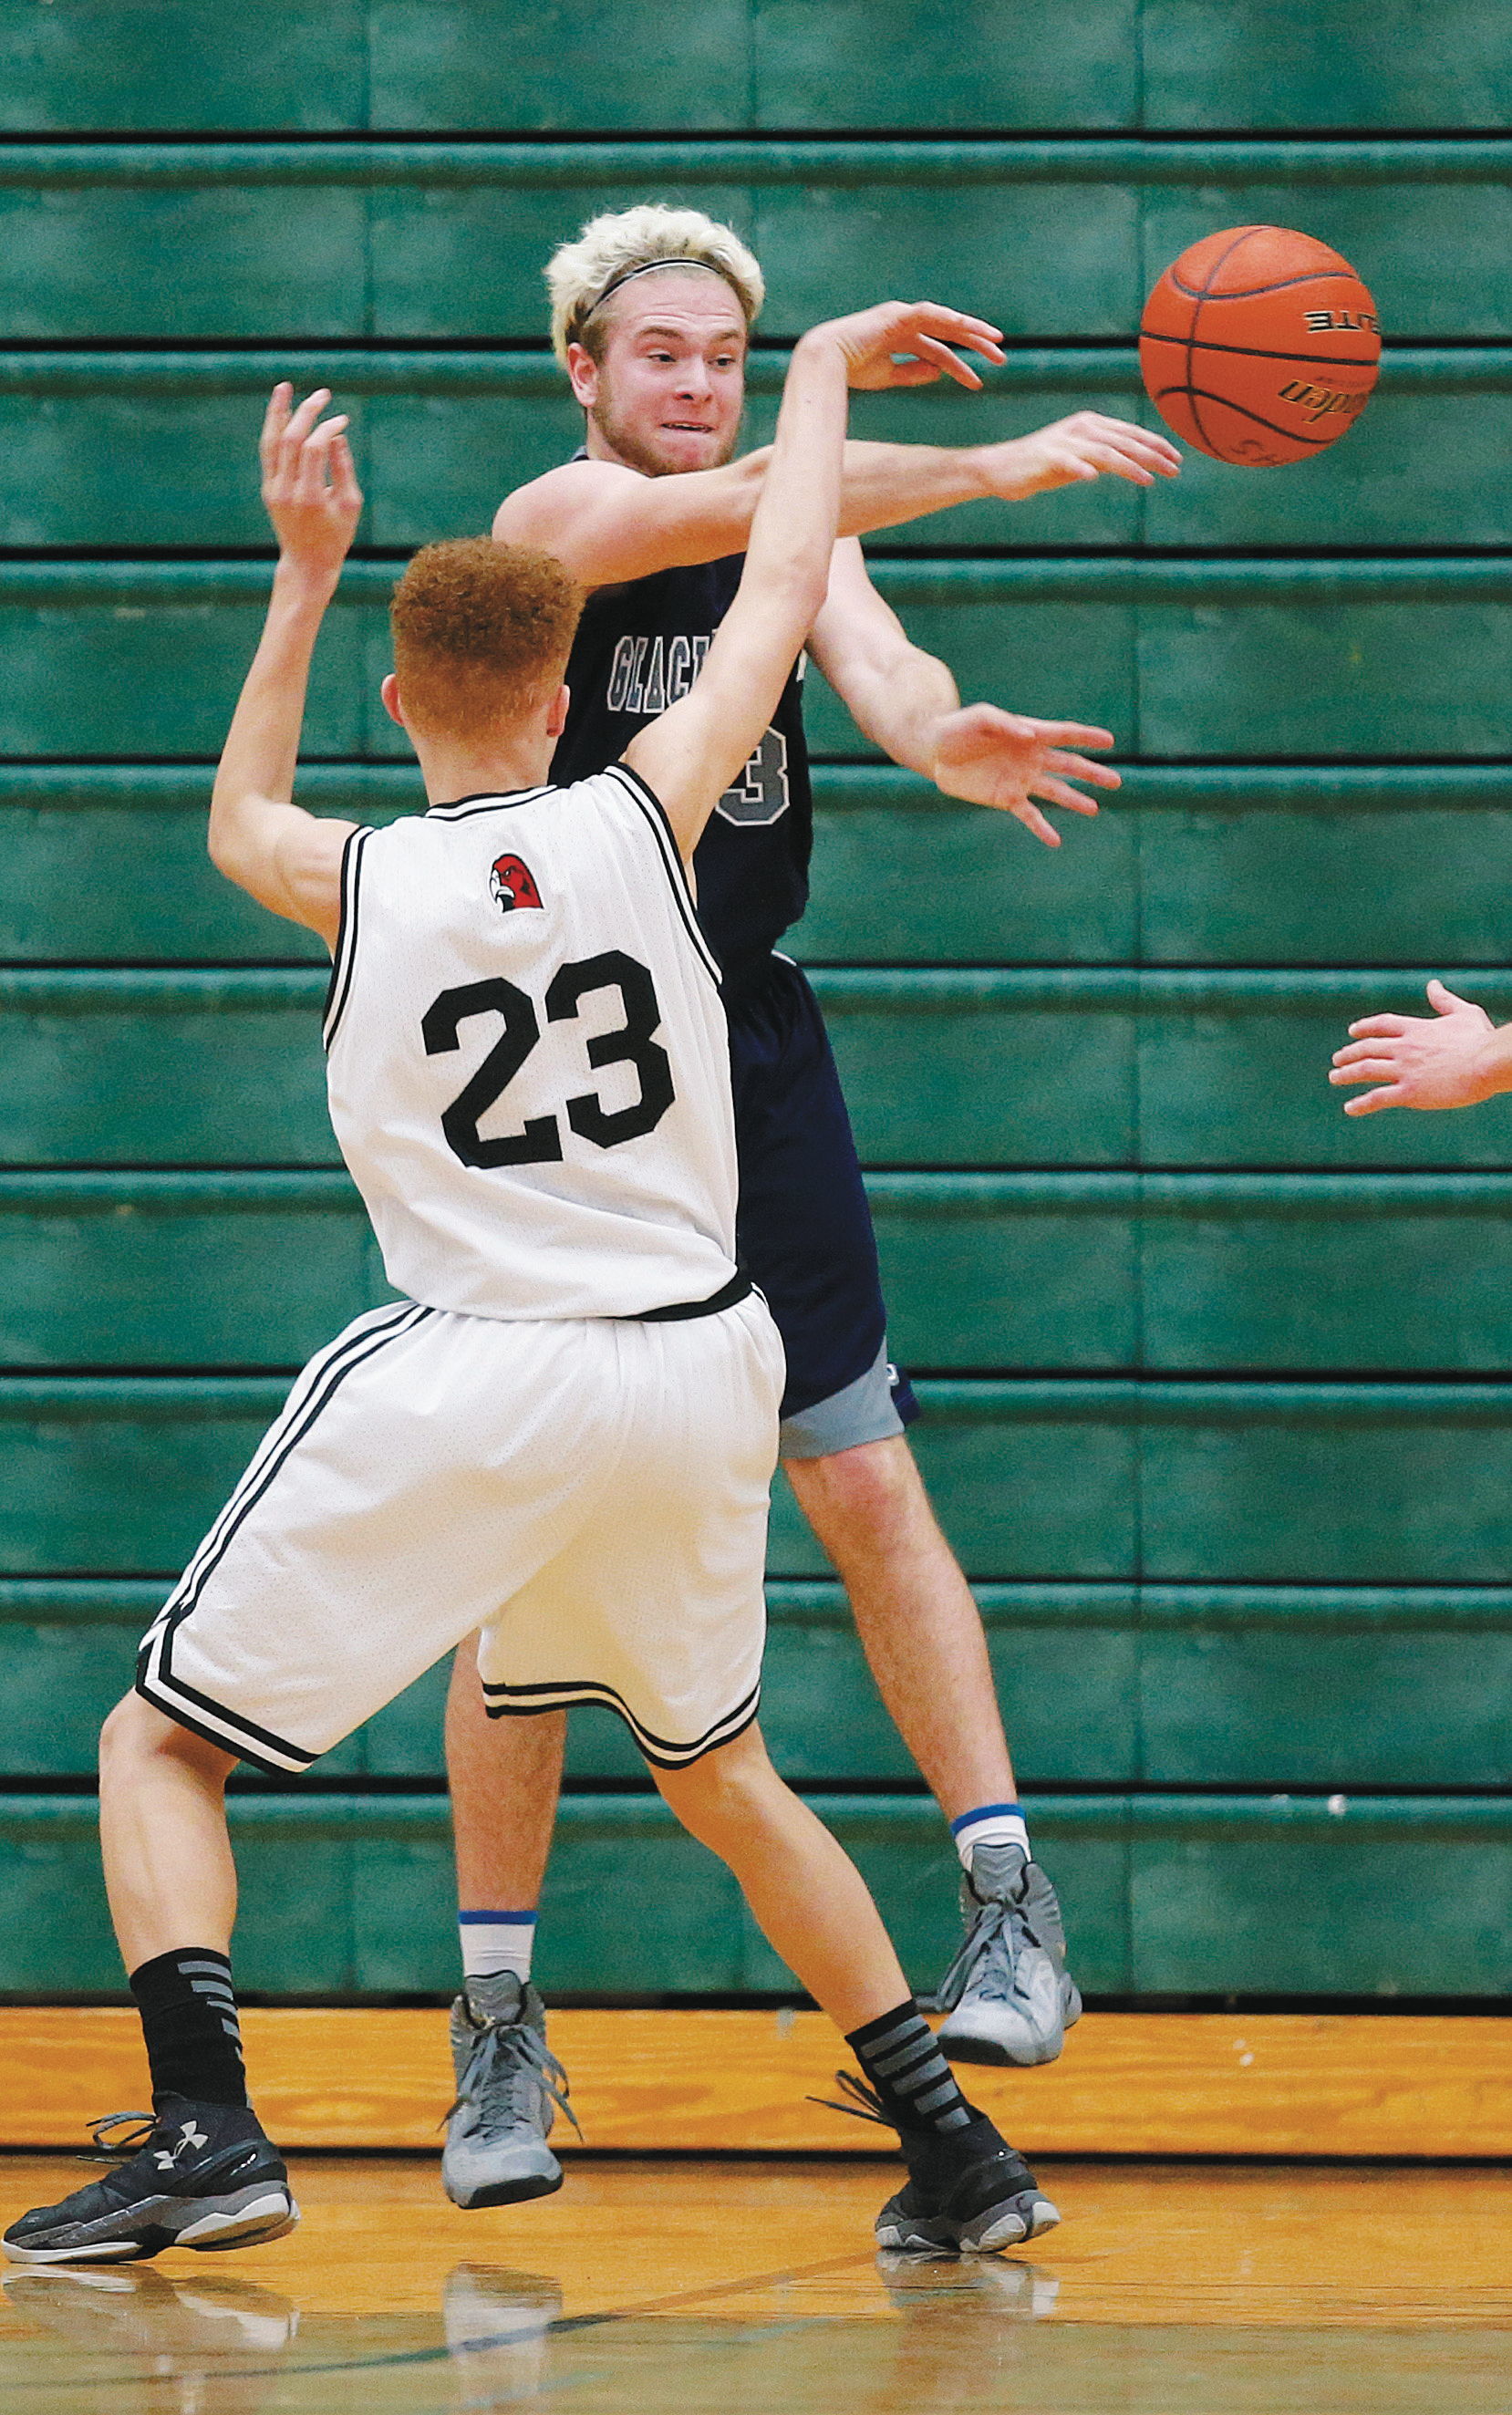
[324,764,741,1322]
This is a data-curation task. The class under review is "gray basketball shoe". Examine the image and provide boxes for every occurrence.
[928,1844,1082,2067]
[441,1976,578,2211]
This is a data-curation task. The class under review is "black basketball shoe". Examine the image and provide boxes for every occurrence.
[816,2071,1060,2257]
[875,2136,1062,2257]
[2,2103,298,2266]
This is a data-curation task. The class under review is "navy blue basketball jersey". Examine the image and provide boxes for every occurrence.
[552,552,813,1000]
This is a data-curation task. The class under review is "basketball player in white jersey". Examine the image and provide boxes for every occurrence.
[5,298,1063,2266]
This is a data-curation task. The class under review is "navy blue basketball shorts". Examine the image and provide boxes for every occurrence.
[728,953,919,1461]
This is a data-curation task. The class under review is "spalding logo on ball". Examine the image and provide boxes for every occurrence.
[1140,224,1380,467]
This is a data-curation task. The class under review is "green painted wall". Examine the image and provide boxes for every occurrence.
[0,2,1507,2005]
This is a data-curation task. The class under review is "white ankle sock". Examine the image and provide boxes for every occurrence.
[459,1910,536,1984]
[950,1803,1030,1873]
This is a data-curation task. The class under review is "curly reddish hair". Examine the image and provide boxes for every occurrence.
[389,537,583,741]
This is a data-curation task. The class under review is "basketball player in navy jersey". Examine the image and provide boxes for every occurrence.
[5,302,1066,2265]
[440,207,1181,2207]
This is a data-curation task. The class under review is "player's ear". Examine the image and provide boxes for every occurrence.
[564,344,598,411]
[379,672,407,730]
[545,681,570,740]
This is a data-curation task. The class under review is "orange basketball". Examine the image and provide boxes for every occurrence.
[1139,225,1381,467]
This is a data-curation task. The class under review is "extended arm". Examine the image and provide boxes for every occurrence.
[807,540,1118,849]
[624,304,991,858]
[494,418,1181,590]
[208,387,363,945]
[1329,979,1512,1114]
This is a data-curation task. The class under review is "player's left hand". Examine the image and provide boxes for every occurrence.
[927,704,1119,846]
[260,382,364,586]
[973,411,1183,496]
[810,301,1007,393]
[1328,979,1501,1114]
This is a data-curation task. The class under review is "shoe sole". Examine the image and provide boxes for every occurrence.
[938,1982,1083,2070]
[936,2029,1059,2069]
[446,2166,564,2212]
[2,2189,299,2268]
[875,2191,1061,2257]
[182,2193,301,2253]
[964,2193,1061,2254]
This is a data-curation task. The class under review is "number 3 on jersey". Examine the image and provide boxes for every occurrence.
[422,948,676,1169]
[717,725,790,827]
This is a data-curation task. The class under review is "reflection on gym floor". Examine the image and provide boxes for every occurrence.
[3,2156,1509,2414]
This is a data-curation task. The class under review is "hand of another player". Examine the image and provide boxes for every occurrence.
[927,704,1119,846]
[259,383,363,587]
[810,301,1007,393]
[973,412,1182,497]
[1328,979,1504,1115]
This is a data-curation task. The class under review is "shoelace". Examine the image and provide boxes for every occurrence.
[82,2110,158,2164]
[806,2068,895,2130]
[445,2016,583,2142]
[920,1884,1045,2016]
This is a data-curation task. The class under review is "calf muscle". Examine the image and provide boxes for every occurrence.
[654,1726,906,2035]
[785,1436,1015,1822]
[445,1644,564,1911]
[98,1695,239,1972]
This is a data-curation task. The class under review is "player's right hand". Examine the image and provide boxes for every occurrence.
[1328,979,1502,1115]
[259,383,364,583]
[807,301,1006,392]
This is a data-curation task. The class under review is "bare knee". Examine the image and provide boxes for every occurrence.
[787,1434,928,1550]
[655,1726,779,1845]
[99,1694,234,1791]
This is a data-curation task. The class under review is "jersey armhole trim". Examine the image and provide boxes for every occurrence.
[322,824,374,1051]
[607,762,722,989]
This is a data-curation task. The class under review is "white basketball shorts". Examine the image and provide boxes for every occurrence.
[136,1290,784,1775]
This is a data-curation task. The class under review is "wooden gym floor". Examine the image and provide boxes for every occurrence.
[2,2155,1510,2413]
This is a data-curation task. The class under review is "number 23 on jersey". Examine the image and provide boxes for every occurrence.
[423,948,676,1168]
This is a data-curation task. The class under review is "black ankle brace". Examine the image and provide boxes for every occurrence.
[845,1999,977,2139]
[129,1948,248,2111]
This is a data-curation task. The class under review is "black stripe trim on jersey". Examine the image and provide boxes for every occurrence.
[627,1270,753,1323]
[138,1313,432,1767]
[156,1297,434,1635]
[611,761,722,985]
[606,762,723,990]
[140,1300,434,1760]
[130,1681,316,1778]
[156,1298,432,1622]
[424,786,552,822]
[322,824,375,1052]
[137,1301,436,1772]
[482,1671,761,1770]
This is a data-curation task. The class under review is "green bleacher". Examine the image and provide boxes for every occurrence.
[0,2,1508,2006]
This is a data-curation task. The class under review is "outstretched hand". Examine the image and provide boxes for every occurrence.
[975,411,1182,497]
[259,383,363,585]
[927,704,1118,846]
[1328,979,1502,1115]
[813,300,1007,393]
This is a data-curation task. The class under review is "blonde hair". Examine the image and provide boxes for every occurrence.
[546,203,764,368]
[390,538,582,741]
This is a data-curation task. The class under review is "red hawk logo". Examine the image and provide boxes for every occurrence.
[489,853,543,914]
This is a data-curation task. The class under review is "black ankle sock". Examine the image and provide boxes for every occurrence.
[129,1948,248,2112]
[846,1998,979,2141]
